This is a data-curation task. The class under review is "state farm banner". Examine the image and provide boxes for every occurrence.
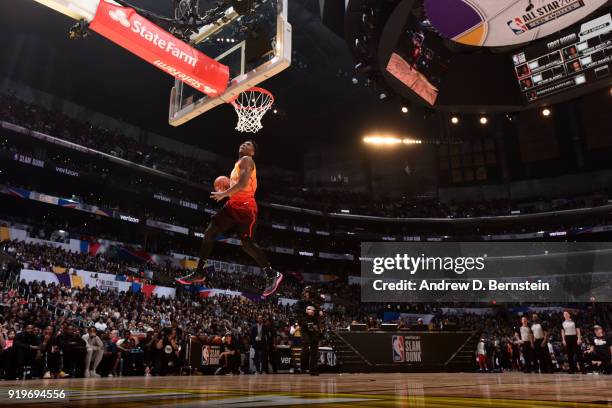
[90,1,229,96]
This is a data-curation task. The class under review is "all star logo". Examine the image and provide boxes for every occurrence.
[109,9,130,28]
[507,0,585,35]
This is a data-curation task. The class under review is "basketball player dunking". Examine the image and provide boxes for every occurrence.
[176,140,283,297]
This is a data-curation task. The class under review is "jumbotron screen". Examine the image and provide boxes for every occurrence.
[385,15,451,106]
[512,13,612,104]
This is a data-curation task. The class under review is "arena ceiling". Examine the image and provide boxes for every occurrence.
[1,0,420,167]
[0,0,610,168]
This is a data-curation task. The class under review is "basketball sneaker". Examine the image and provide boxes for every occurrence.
[262,269,283,297]
[175,263,213,285]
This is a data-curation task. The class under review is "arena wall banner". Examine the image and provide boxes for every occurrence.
[278,298,299,306]
[19,269,176,297]
[362,242,612,302]
[89,1,229,96]
[145,219,189,235]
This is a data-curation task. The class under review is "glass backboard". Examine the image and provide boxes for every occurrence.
[168,0,291,126]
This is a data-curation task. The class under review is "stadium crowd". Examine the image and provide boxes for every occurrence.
[2,92,611,220]
[0,277,354,380]
[1,238,358,305]
[1,276,610,380]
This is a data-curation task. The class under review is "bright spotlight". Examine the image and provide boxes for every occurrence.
[479,116,488,125]
[542,108,551,117]
[451,116,459,124]
[364,135,420,146]
[401,106,409,114]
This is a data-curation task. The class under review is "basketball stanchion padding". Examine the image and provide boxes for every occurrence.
[230,87,274,133]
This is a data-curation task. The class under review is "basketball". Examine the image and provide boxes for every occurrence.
[214,176,230,192]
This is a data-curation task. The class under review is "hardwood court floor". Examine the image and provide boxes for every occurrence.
[0,372,610,407]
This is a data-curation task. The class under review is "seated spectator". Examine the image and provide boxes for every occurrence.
[40,326,62,379]
[0,328,16,379]
[216,333,240,375]
[82,327,104,377]
[58,324,87,377]
[366,316,379,331]
[98,331,119,377]
[142,329,157,376]
[13,324,40,379]
[584,325,611,374]
[94,318,108,333]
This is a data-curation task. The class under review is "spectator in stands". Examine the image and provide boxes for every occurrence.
[239,335,252,374]
[216,332,241,375]
[13,324,40,379]
[82,327,104,377]
[143,329,157,376]
[265,318,278,374]
[58,324,87,377]
[0,327,16,379]
[584,325,611,374]
[251,315,267,374]
[40,326,62,379]
[366,316,379,331]
[99,330,119,377]
[155,328,179,376]
[95,318,108,333]
[116,330,134,374]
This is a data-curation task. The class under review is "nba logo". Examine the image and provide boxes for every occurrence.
[392,335,405,362]
[202,346,210,365]
[507,18,527,35]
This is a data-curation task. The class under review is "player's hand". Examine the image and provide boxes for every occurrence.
[210,191,228,201]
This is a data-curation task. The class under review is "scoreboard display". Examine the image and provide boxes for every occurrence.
[512,13,611,103]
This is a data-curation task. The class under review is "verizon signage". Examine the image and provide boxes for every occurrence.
[90,1,229,96]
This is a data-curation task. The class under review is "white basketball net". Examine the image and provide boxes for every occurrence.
[231,88,274,133]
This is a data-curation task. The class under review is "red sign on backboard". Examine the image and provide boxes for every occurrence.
[90,1,229,96]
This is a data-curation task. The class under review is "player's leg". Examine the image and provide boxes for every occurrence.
[241,237,283,297]
[237,207,283,297]
[176,208,233,284]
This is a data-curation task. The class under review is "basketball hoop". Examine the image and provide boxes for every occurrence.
[230,87,274,133]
